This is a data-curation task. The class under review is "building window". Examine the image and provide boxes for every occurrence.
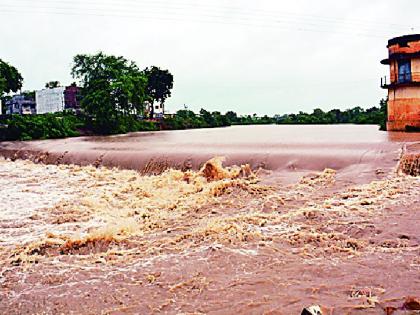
[398,60,411,83]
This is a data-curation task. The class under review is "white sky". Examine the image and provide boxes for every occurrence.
[1,0,419,115]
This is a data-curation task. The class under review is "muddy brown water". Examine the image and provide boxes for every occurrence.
[0,125,419,314]
[1,125,420,178]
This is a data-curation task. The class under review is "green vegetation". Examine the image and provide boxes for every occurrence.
[161,101,387,131]
[71,52,150,134]
[0,112,159,141]
[0,59,24,114]
[275,99,388,130]
[227,113,277,125]
[161,109,230,130]
[0,113,83,141]
[0,59,23,96]
[45,81,61,89]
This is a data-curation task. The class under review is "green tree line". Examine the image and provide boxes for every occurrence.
[161,100,387,131]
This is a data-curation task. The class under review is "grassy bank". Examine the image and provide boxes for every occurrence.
[0,113,83,141]
[0,113,158,141]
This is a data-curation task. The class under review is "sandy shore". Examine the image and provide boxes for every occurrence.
[0,154,419,314]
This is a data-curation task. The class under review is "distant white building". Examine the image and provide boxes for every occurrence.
[154,103,164,118]
[145,101,164,118]
[35,87,66,114]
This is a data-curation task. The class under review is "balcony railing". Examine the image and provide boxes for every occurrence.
[381,76,388,88]
[381,72,420,88]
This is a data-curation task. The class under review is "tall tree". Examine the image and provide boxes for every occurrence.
[0,59,23,95]
[71,52,148,133]
[143,66,174,118]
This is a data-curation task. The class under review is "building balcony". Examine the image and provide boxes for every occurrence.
[381,72,420,89]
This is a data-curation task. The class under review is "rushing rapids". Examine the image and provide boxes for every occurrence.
[0,125,419,314]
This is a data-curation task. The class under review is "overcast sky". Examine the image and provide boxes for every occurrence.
[0,0,419,115]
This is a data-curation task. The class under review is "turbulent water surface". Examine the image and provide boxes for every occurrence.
[0,125,419,314]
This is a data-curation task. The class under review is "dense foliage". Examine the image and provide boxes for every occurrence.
[0,113,83,141]
[275,100,387,129]
[71,52,149,134]
[45,81,61,89]
[162,100,387,131]
[161,109,231,130]
[0,112,159,141]
[0,59,23,96]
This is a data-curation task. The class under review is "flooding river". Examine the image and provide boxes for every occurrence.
[1,125,419,176]
[0,125,419,314]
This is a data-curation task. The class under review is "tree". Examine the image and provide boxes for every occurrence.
[200,108,214,126]
[379,98,388,131]
[143,66,174,118]
[22,90,35,100]
[225,111,238,123]
[71,52,148,133]
[0,59,23,96]
[45,81,61,89]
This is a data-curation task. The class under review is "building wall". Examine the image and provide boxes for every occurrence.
[411,57,420,82]
[64,86,81,110]
[154,103,164,117]
[388,86,420,130]
[5,95,36,115]
[36,87,66,114]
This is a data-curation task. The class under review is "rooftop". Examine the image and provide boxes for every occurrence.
[387,34,420,47]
